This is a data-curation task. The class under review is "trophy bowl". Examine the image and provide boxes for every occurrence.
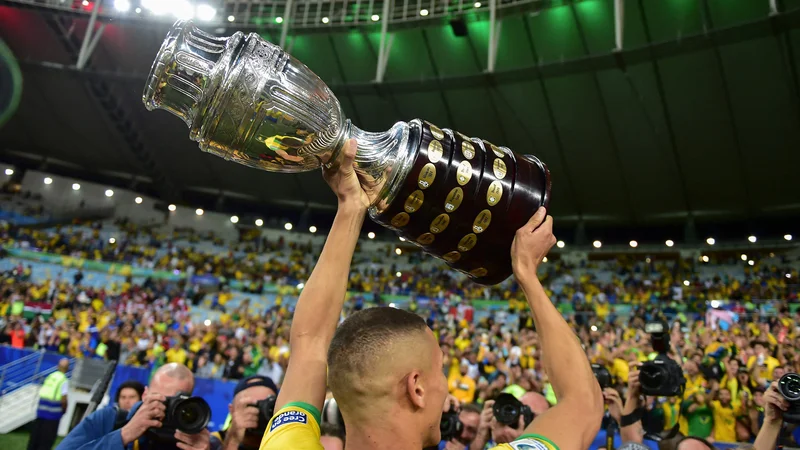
[143,20,550,285]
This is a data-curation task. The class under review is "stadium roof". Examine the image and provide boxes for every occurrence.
[1,0,799,243]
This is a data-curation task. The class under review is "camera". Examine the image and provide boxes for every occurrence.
[148,394,211,442]
[247,395,277,435]
[440,410,463,442]
[493,393,534,428]
[592,364,612,389]
[639,322,685,397]
[777,373,800,424]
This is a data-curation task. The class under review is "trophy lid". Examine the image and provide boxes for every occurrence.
[143,20,242,136]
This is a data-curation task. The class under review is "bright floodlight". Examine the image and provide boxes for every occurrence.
[4,168,13,176]
[748,235,757,243]
[748,260,755,266]
[592,240,602,249]
[109,237,116,244]
[168,204,176,211]
[556,240,565,248]
[399,237,406,242]
[44,177,53,185]
[706,237,715,245]
[284,222,293,230]
[82,0,89,5]
[255,219,263,227]
[395,248,402,255]
[785,234,793,241]
[542,256,548,263]
[368,232,375,239]
[196,4,216,21]
[474,1,482,7]
[204,319,211,326]
[135,7,141,13]
[371,14,380,21]
[420,9,429,16]
[230,215,239,224]
[322,17,329,23]
[683,280,690,286]
[665,239,674,247]
[72,183,80,191]
[309,225,317,233]
[105,189,114,197]
[142,0,169,15]
[195,208,204,216]
[275,16,283,23]
[297,283,305,289]
[787,273,792,279]
[227,15,235,22]
[396,271,401,277]
[741,254,747,261]
[701,255,709,263]
[590,325,598,332]
[629,240,638,248]
[134,196,143,204]
[114,0,130,12]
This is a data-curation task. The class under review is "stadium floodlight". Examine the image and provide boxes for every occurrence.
[134,196,143,204]
[396,271,401,277]
[228,15,235,22]
[786,234,793,241]
[474,2,481,7]
[748,235,757,243]
[109,238,116,244]
[542,257,548,263]
[748,260,755,266]
[105,189,114,197]
[706,237,715,245]
[297,283,305,289]
[230,215,239,223]
[399,237,406,242]
[592,240,602,249]
[741,254,747,261]
[368,232,375,239]
[168,204,176,211]
[629,240,638,248]
[255,219,263,227]
[195,208,204,216]
[275,17,283,24]
[135,7,141,13]
[284,222,293,230]
[114,0,131,12]
[309,225,317,233]
[82,0,89,6]
[395,248,402,255]
[701,255,709,263]
[420,9,429,16]
[44,177,53,185]
[683,280,690,286]
[72,183,81,191]
[556,240,565,248]
[171,0,194,19]
[787,273,792,279]
[196,4,216,21]
[371,14,380,21]
[322,17,329,23]
[142,0,168,15]
[665,239,674,247]
[4,169,12,176]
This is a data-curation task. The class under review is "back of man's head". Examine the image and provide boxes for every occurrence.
[327,307,447,446]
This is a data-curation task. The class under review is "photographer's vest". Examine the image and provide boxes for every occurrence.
[37,371,67,420]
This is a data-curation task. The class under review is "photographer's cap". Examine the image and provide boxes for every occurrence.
[233,375,279,397]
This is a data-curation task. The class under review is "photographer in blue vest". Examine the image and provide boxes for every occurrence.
[27,358,70,450]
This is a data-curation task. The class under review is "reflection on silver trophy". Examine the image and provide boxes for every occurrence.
[143,20,550,284]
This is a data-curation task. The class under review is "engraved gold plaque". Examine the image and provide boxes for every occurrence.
[428,140,444,164]
[391,212,410,228]
[443,251,461,263]
[461,140,475,160]
[429,123,445,140]
[456,160,472,186]
[490,143,504,158]
[470,267,488,277]
[473,209,492,234]
[458,233,478,252]
[418,232,436,245]
[418,163,436,189]
[444,187,464,212]
[493,158,507,180]
[487,180,503,206]
[405,190,424,213]
[430,214,450,234]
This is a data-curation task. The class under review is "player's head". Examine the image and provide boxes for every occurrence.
[327,307,447,447]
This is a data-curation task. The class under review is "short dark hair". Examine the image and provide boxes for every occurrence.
[327,307,428,402]
[116,380,145,403]
[320,422,346,445]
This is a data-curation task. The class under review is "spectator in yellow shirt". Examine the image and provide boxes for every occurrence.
[448,362,476,404]
[746,341,780,383]
[166,338,188,365]
[711,388,742,442]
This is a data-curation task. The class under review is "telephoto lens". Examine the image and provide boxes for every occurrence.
[148,394,212,442]
[492,393,534,428]
[439,410,463,442]
[777,373,800,424]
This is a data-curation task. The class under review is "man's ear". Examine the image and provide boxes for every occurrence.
[406,371,426,409]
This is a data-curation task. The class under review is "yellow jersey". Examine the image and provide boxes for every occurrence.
[711,400,741,443]
[492,434,560,450]
[259,402,323,450]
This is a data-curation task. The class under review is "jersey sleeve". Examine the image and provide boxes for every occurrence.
[490,434,560,450]
[259,402,324,450]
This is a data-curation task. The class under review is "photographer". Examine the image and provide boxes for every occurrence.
[753,382,788,450]
[439,403,484,449]
[215,376,278,450]
[57,363,219,450]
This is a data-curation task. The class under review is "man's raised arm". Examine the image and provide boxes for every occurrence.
[511,208,604,450]
[272,138,369,419]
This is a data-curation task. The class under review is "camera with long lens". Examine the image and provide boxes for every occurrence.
[148,394,211,442]
[592,364,612,389]
[639,322,685,397]
[777,373,800,424]
[493,393,534,428]
[440,410,463,442]
[246,395,277,435]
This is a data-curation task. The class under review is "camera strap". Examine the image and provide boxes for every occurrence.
[620,408,644,427]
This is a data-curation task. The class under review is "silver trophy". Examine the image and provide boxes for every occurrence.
[144,20,550,284]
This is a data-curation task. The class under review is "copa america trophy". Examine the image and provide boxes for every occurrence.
[143,20,550,285]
